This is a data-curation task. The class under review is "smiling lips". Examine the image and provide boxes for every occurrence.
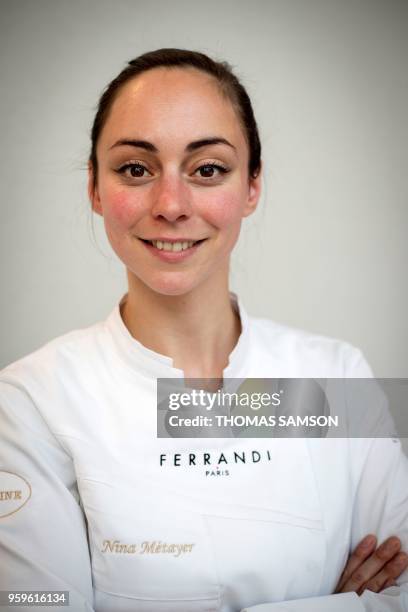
[139,237,207,260]
[140,237,206,252]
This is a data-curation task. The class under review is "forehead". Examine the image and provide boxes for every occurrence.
[99,67,247,152]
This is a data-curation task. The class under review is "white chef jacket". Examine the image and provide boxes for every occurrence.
[0,293,407,612]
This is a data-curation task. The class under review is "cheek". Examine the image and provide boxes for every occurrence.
[198,188,245,229]
[100,186,143,228]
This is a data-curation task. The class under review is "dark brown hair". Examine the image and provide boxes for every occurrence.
[89,48,261,186]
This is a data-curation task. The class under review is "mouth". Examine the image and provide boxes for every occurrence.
[139,238,206,252]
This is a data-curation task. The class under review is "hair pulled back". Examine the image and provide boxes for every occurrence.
[89,48,261,186]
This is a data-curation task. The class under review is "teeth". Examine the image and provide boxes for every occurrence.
[150,240,196,251]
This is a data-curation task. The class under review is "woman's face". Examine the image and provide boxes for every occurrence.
[89,67,261,296]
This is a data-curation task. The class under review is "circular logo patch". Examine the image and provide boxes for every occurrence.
[0,471,31,518]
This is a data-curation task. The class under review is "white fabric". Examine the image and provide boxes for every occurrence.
[242,592,363,611]
[0,293,407,612]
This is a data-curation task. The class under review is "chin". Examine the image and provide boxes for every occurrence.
[139,271,203,298]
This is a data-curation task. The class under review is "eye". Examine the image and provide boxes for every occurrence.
[117,162,152,179]
[194,163,229,180]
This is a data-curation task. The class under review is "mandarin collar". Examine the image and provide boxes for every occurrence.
[104,291,251,380]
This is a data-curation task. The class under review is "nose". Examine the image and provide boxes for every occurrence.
[150,175,193,223]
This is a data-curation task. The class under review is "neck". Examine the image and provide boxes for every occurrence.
[121,270,241,379]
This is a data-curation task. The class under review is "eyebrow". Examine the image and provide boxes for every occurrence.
[109,137,236,153]
[185,137,236,153]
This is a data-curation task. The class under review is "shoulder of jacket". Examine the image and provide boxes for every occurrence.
[248,315,368,376]
[0,319,106,385]
[249,314,357,350]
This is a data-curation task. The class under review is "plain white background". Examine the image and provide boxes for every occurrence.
[0,0,407,380]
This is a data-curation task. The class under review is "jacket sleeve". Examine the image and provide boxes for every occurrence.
[242,348,408,612]
[0,380,95,611]
[242,437,408,611]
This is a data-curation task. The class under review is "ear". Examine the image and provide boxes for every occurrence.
[242,162,262,218]
[88,161,102,216]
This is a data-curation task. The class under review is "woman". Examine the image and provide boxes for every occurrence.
[0,49,407,612]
